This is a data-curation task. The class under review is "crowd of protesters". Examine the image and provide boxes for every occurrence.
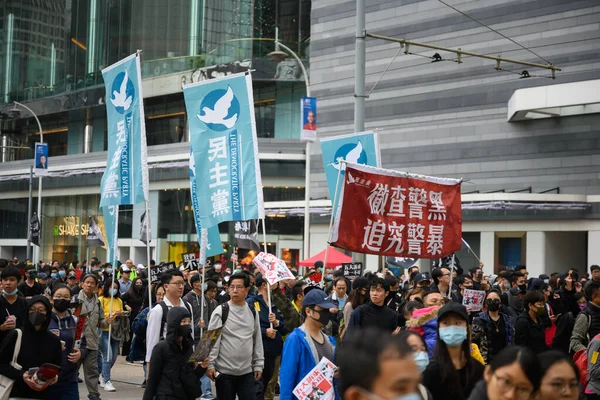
[1,254,600,400]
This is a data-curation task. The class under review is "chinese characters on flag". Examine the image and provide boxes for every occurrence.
[331,164,462,258]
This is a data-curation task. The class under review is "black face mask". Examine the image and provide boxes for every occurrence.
[486,299,501,312]
[309,308,332,326]
[53,299,71,313]
[518,284,527,292]
[177,324,192,338]
[28,312,46,326]
[135,285,143,293]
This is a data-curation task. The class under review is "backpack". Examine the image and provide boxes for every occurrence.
[158,301,193,340]
[220,302,256,327]
[132,307,150,338]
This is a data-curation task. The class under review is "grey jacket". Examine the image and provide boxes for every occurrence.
[588,335,600,394]
[183,290,217,328]
[72,289,108,350]
[570,312,590,353]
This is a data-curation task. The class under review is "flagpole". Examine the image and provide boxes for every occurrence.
[461,237,482,264]
[199,228,208,338]
[448,254,456,300]
[260,219,273,329]
[107,205,119,362]
[320,160,344,288]
[145,202,152,311]
[86,247,90,274]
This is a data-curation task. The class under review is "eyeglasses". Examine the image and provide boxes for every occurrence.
[169,281,185,287]
[546,379,579,392]
[229,285,245,291]
[493,373,533,399]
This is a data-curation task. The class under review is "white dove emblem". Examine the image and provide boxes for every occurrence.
[330,141,364,171]
[197,86,238,129]
[110,70,133,111]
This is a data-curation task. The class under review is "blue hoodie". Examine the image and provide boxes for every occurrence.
[246,292,288,356]
[279,325,337,400]
[48,311,88,385]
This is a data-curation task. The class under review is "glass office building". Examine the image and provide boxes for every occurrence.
[0,0,311,266]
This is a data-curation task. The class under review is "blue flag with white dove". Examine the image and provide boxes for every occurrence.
[184,72,264,228]
[319,132,381,213]
[100,53,149,207]
[189,147,224,257]
[102,206,118,265]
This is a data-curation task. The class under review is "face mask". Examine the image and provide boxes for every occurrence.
[518,284,527,292]
[106,268,113,274]
[28,271,37,279]
[463,285,473,290]
[2,288,18,296]
[109,288,119,297]
[503,281,511,291]
[93,268,102,274]
[413,351,429,373]
[53,299,71,313]
[51,273,58,279]
[177,324,192,337]
[579,303,587,311]
[326,274,333,282]
[58,270,66,277]
[486,299,501,312]
[309,308,332,326]
[439,326,467,347]
[29,312,46,326]
[217,282,223,289]
[135,285,143,293]
[544,279,549,284]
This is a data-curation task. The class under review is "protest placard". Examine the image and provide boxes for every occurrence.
[190,328,222,362]
[252,252,295,285]
[182,252,200,270]
[150,262,177,284]
[341,262,363,278]
[462,289,486,311]
[293,357,337,400]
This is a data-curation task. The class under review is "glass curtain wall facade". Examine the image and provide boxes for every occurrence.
[0,0,311,160]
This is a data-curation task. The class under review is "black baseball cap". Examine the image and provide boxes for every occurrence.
[437,301,468,324]
[414,272,432,285]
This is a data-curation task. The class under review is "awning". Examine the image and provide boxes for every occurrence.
[299,247,352,268]
[508,79,600,122]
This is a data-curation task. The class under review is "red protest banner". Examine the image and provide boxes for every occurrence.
[331,163,462,258]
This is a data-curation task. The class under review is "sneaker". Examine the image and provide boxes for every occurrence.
[99,375,105,388]
[103,381,116,392]
[78,377,83,383]
[201,393,215,400]
[140,379,146,388]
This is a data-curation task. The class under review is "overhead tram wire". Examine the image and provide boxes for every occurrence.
[436,0,555,66]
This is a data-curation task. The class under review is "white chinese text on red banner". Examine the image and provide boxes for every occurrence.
[331,163,462,258]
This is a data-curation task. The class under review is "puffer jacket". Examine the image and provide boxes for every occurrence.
[143,307,207,400]
[407,306,439,358]
[471,311,514,364]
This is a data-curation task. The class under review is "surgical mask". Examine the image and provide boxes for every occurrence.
[177,324,192,337]
[2,288,18,296]
[326,274,333,282]
[439,326,467,347]
[51,273,58,279]
[109,288,119,297]
[28,312,46,326]
[217,281,223,289]
[486,299,501,312]
[53,299,71,313]
[579,303,587,311]
[413,351,429,373]
[309,308,332,326]
[58,270,66,277]
[544,279,549,284]
[106,268,113,274]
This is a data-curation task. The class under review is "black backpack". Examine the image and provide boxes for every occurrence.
[220,302,256,327]
[158,300,193,340]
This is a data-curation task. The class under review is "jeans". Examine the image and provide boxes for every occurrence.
[200,373,213,395]
[97,331,120,382]
[46,381,79,400]
[215,372,255,400]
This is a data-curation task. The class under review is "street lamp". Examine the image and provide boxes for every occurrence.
[11,102,43,266]
[268,41,312,262]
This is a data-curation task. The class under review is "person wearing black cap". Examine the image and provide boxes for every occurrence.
[0,295,62,399]
[18,268,43,298]
[422,302,484,400]
[279,288,337,400]
[342,277,369,327]
[413,272,432,290]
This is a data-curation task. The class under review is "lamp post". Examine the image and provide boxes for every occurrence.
[268,41,312,262]
[13,101,43,266]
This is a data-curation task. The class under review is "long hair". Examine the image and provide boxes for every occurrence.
[348,288,368,309]
[433,326,473,399]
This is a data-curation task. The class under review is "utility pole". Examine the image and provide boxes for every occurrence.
[352,0,367,266]
[26,165,33,260]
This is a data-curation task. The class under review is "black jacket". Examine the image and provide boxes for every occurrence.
[514,311,548,354]
[347,302,398,334]
[143,307,206,400]
[0,295,62,399]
